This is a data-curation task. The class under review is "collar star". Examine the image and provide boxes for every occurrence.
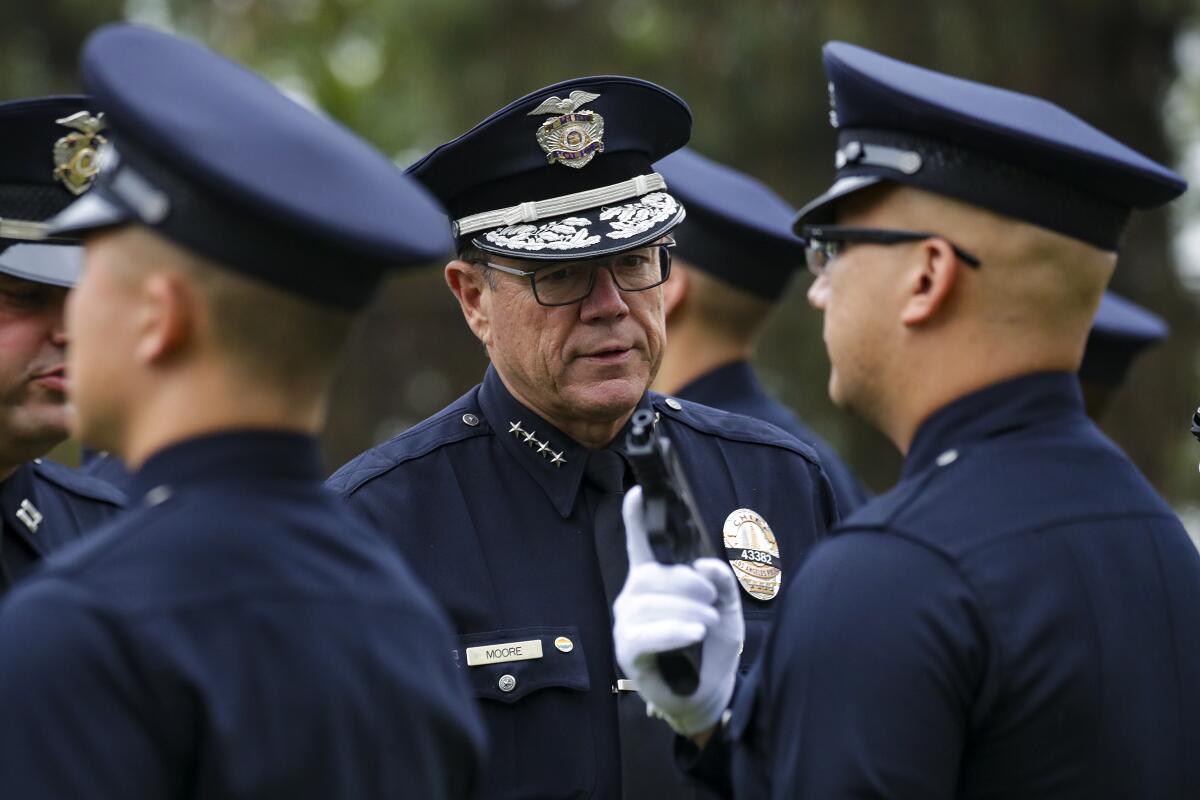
[508,418,568,467]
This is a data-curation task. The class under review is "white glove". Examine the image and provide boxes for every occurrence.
[612,485,744,736]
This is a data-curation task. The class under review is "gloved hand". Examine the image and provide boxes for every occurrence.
[612,485,744,737]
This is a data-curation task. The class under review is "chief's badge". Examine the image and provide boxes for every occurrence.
[53,111,108,196]
[722,508,781,601]
[528,90,605,169]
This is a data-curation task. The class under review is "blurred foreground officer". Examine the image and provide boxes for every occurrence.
[329,77,836,799]
[614,42,1200,798]
[0,97,124,591]
[0,25,484,799]
[654,147,869,513]
[1080,290,1168,419]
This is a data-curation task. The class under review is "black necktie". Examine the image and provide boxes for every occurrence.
[584,449,703,799]
[584,449,630,608]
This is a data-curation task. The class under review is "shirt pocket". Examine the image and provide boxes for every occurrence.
[458,625,594,798]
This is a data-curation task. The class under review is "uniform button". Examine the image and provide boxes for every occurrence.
[144,485,173,507]
[498,674,517,693]
[665,398,682,411]
[554,636,574,653]
[462,413,480,427]
[935,449,959,467]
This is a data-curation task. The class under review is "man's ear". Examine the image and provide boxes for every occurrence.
[662,261,689,321]
[445,260,491,346]
[899,238,961,326]
[135,270,196,365]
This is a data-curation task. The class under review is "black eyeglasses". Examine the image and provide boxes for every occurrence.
[801,225,982,277]
[476,240,674,307]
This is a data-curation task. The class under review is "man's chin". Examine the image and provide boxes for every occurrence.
[564,375,647,419]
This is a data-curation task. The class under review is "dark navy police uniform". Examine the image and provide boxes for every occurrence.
[676,361,869,514]
[656,147,870,513]
[0,433,484,798]
[78,447,134,491]
[0,24,485,799]
[724,374,1200,798]
[0,458,123,591]
[684,41,1200,799]
[330,367,836,799]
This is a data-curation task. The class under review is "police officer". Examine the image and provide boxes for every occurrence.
[0,96,124,591]
[328,77,836,799]
[0,25,484,798]
[1080,290,1168,419]
[614,42,1200,798]
[654,147,870,512]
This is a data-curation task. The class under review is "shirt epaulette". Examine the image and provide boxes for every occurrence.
[327,386,491,496]
[31,459,126,508]
[650,393,823,467]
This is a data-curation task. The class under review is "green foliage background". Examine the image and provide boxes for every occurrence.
[6,0,1199,506]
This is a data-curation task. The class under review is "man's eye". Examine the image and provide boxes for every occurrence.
[540,267,575,284]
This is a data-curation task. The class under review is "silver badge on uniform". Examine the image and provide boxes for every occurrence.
[722,508,781,601]
[529,90,605,169]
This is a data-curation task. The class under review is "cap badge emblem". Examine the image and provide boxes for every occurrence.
[827,81,839,129]
[53,111,108,196]
[529,90,605,169]
[722,508,781,601]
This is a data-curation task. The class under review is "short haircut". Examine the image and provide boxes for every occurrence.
[175,251,355,396]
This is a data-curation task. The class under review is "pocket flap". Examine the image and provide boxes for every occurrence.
[458,625,590,704]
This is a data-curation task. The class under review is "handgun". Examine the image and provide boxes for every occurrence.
[625,407,715,695]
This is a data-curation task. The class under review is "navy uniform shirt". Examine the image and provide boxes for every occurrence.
[0,457,124,592]
[676,360,870,514]
[0,431,486,799]
[717,372,1200,798]
[79,447,134,492]
[329,367,836,800]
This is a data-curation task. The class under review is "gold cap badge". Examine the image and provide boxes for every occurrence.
[53,111,108,196]
[722,508,781,601]
[529,90,605,169]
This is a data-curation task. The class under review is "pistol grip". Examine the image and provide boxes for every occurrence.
[657,642,703,696]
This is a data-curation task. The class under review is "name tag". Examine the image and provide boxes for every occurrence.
[465,639,544,667]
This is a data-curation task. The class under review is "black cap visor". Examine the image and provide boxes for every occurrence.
[0,242,82,287]
[792,175,883,232]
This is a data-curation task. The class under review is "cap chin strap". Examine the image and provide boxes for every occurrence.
[453,172,667,237]
[0,218,50,241]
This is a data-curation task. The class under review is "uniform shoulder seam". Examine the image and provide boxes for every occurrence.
[31,459,126,506]
[652,395,822,466]
[329,389,489,495]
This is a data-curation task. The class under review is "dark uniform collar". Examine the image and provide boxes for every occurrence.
[477,365,652,518]
[127,429,324,502]
[904,371,1085,480]
[676,360,759,405]
[0,462,47,555]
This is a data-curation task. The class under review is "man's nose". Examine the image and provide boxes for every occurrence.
[580,267,629,320]
[48,305,68,347]
[807,274,830,310]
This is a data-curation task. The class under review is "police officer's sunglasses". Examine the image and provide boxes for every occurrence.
[801,225,982,277]
[475,239,675,307]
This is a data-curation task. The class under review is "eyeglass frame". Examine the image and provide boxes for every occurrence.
[470,238,676,307]
[801,225,982,278]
